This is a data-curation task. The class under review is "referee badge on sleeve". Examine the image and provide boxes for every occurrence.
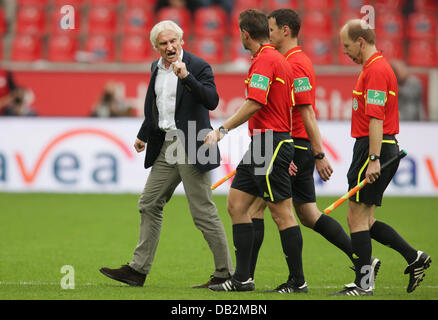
[352,98,359,111]
[366,89,386,106]
[294,77,311,93]
[249,74,270,91]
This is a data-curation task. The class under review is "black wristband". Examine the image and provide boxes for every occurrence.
[314,152,325,160]
[219,126,228,135]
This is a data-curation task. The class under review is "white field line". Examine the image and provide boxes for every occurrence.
[0,281,437,289]
[0,281,98,286]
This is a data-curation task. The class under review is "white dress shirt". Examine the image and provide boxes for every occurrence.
[155,50,184,131]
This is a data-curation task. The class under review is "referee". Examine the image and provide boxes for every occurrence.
[204,9,305,292]
[247,8,366,294]
[332,19,431,296]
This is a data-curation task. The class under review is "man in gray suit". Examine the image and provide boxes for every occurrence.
[100,20,234,288]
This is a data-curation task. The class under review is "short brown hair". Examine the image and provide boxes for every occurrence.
[346,19,376,45]
[268,9,301,38]
[239,9,269,42]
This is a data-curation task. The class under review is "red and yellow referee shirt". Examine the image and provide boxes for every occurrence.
[351,51,399,138]
[284,46,317,140]
[245,44,293,136]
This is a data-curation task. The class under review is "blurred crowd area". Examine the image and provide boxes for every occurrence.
[0,0,436,66]
[0,0,436,119]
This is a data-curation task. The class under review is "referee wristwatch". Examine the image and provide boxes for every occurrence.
[314,152,325,160]
[369,154,380,161]
[218,126,228,135]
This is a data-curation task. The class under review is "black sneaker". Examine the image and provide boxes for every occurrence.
[349,257,381,289]
[404,251,432,293]
[265,281,308,293]
[330,283,373,296]
[208,277,255,292]
[192,274,231,288]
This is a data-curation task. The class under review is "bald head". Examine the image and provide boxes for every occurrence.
[340,18,377,65]
[341,19,376,45]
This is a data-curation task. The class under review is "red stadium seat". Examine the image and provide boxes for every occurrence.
[339,0,370,12]
[194,6,228,38]
[125,0,157,9]
[88,0,119,7]
[377,38,404,61]
[407,12,437,39]
[234,0,263,11]
[84,35,115,62]
[87,7,117,35]
[414,0,438,12]
[17,0,48,7]
[11,35,43,61]
[229,35,251,63]
[0,9,7,35]
[121,35,152,63]
[53,0,84,6]
[122,7,154,35]
[301,11,333,37]
[157,7,191,36]
[16,6,46,35]
[303,0,335,11]
[302,37,333,65]
[266,0,299,11]
[47,35,78,62]
[192,37,224,65]
[48,6,82,35]
[408,39,437,67]
[230,11,241,37]
[375,12,404,39]
[374,0,405,11]
[338,11,362,27]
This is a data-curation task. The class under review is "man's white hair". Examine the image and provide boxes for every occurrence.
[150,20,184,48]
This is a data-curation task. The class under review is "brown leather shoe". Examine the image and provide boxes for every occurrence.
[192,274,231,288]
[99,264,146,286]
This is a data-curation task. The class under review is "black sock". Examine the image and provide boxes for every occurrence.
[313,214,355,264]
[232,223,254,282]
[351,231,372,289]
[370,220,417,264]
[249,218,264,279]
[280,226,305,286]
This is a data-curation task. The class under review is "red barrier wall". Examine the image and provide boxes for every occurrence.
[12,71,429,119]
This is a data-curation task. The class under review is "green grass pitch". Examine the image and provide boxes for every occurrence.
[0,193,436,300]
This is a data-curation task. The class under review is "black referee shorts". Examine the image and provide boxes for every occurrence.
[347,135,400,206]
[231,132,294,202]
[291,138,316,203]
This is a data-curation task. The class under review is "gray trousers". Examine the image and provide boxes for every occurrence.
[129,137,234,278]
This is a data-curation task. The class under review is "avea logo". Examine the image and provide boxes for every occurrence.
[0,128,134,185]
[392,155,438,188]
